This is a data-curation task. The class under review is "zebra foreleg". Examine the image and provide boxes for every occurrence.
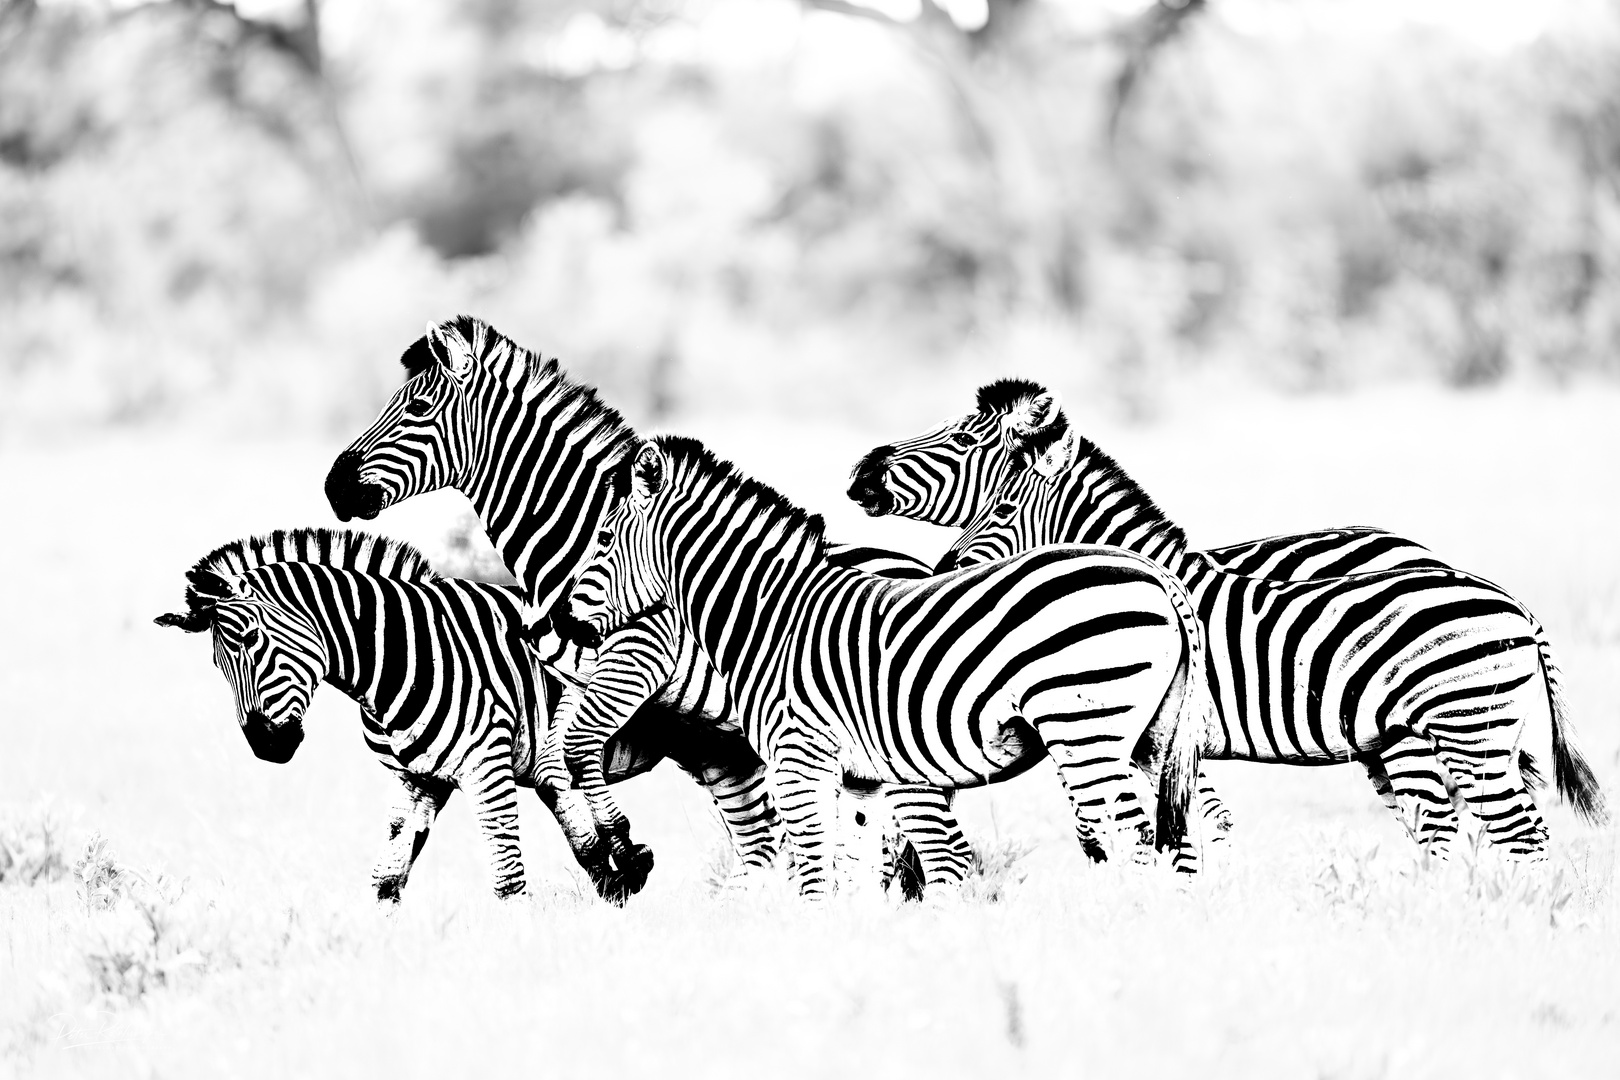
[371,772,452,904]
[1197,776,1233,845]
[460,721,528,899]
[531,725,628,899]
[884,785,972,894]
[559,649,675,902]
[689,762,779,890]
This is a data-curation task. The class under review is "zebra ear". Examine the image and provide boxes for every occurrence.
[428,320,474,381]
[186,568,242,600]
[631,443,667,504]
[400,330,441,379]
[155,610,211,633]
[1029,426,1076,479]
[1002,391,1074,478]
[1004,391,1060,440]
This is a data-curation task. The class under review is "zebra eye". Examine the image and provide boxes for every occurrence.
[991,501,1016,519]
[404,397,434,417]
[241,627,262,649]
[950,431,977,447]
[597,529,613,547]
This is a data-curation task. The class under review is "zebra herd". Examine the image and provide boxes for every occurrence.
[158,315,1607,903]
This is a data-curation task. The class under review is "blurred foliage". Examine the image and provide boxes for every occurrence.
[2,0,1619,433]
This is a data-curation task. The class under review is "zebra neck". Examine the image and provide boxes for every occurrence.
[1042,443,1189,568]
[456,366,637,613]
[279,566,381,715]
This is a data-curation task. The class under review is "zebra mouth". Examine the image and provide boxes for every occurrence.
[846,446,896,517]
[325,451,388,522]
[243,709,305,764]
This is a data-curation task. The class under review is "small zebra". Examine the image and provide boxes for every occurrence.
[850,382,1608,857]
[549,542,976,894]
[154,527,726,903]
[572,436,1216,898]
[326,316,977,893]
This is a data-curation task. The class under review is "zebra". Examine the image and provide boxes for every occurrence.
[324,316,974,893]
[153,527,739,903]
[548,541,976,894]
[570,435,1216,898]
[849,382,1609,858]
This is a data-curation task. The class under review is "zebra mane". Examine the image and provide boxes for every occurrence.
[404,315,634,450]
[1064,437,1187,549]
[974,381,1185,546]
[162,528,439,631]
[650,435,828,551]
[976,378,1048,416]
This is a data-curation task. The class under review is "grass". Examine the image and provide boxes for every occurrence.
[2,384,1619,1077]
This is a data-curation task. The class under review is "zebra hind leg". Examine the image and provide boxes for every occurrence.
[1029,704,1156,867]
[1361,733,1460,859]
[1422,683,1549,862]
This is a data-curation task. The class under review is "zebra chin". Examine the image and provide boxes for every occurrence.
[242,709,306,764]
[324,451,389,522]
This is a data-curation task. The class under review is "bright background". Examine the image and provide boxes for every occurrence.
[2,1,1620,1077]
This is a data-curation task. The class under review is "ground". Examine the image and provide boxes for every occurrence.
[2,384,1617,1078]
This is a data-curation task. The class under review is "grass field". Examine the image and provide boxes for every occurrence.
[3,384,1618,1078]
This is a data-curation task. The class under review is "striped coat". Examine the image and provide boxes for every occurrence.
[573,437,1216,897]
[155,528,748,902]
[850,383,1607,856]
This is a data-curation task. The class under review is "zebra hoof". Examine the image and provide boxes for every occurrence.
[593,846,655,906]
[615,843,655,879]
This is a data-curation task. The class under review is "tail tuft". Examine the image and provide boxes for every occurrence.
[1537,624,1609,825]
[1517,750,1546,794]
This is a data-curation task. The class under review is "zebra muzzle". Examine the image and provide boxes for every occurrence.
[324,451,387,522]
[243,710,305,764]
[846,446,896,517]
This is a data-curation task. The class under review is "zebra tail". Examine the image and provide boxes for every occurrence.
[1154,586,1209,853]
[1535,623,1609,825]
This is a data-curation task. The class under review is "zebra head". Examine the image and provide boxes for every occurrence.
[934,476,1044,573]
[325,318,485,522]
[326,316,637,622]
[847,379,1072,527]
[571,443,671,634]
[156,569,328,764]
